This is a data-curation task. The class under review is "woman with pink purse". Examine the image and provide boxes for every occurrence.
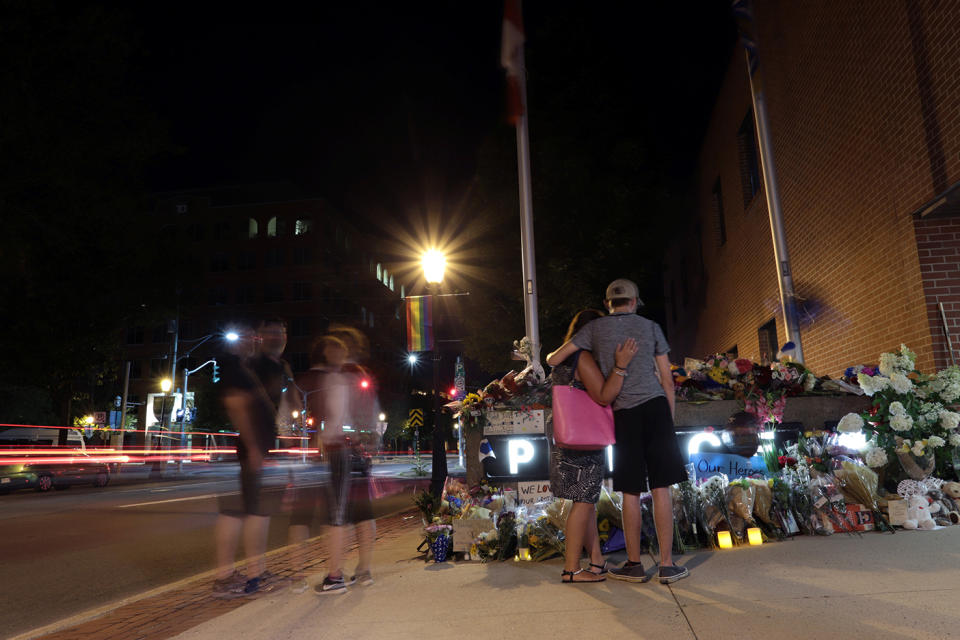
[546,310,637,583]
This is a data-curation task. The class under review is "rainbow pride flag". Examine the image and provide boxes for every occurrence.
[405,295,434,352]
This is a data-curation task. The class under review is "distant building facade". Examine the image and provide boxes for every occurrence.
[121,185,408,429]
[664,1,960,376]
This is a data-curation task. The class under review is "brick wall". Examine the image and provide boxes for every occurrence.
[666,0,960,376]
[915,214,960,369]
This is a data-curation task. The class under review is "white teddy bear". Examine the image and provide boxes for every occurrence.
[902,494,937,530]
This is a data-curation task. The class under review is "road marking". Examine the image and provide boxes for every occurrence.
[117,493,226,508]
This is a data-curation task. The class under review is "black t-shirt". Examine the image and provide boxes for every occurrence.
[250,354,287,411]
[220,353,277,458]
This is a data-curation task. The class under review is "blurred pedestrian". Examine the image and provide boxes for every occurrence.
[546,309,637,583]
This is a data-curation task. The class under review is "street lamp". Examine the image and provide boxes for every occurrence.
[422,249,447,496]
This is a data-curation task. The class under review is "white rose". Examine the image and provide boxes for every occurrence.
[928,435,946,449]
[950,433,960,447]
[859,373,890,396]
[837,413,864,433]
[889,372,913,394]
[865,447,889,468]
[889,401,906,416]
[940,411,960,431]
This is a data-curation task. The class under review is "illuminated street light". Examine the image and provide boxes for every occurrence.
[83,415,95,425]
[408,354,418,365]
[160,378,172,393]
[378,412,386,422]
[225,331,240,342]
[421,249,446,284]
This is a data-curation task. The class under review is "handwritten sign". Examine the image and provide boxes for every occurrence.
[483,410,546,436]
[516,480,553,506]
[452,519,496,553]
[689,453,768,480]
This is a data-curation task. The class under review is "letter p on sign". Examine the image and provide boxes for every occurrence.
[508,439,535,474]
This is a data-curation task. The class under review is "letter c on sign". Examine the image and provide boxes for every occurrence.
[508,439,535,474]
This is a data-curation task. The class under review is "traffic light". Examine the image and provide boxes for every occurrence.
[359,378,370,390]
[212,361,220,383]
[449,386,458,398]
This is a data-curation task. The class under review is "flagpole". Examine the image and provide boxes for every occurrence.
[733,0,804,362]
[507,0,541,371]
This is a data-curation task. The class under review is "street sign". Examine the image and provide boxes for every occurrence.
[454,356,465,399]
[109,410,121,427]
[408,408,424,428]
[93,411,107,425]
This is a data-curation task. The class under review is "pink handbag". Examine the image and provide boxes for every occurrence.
[551,351,615,450]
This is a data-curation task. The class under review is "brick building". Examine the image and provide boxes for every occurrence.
[664,1,960,376]
[122,184,409,429]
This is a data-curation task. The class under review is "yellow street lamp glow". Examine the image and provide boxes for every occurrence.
[160,378,172,393]
[421,249,446,284]
[83,415,95,425]
[378,412,386,422]
[717,531,733,549]
[747,527,763,546]
[291,410,300,419]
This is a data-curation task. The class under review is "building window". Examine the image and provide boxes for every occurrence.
[152,325,168,344]
[758,319,777,363]
[207,286,228,306]
[289,317,312,338]
[264,283,284,303]
[238,252,256,270]
[368,312,374,328]
[400,284,405,298]
[186,223,205,241]
[738,110,762,206]
[125,326,144,345]
[376,263,382,280]
[293,281,312,301]
[176,203,188,214]
[361,306,367,324]
[382,268,389,287]
[179,319,197,340]
[210,253,229,272]
[292,247,313,266]
[248,218,259,239]
[236,285,255,305]
[711,178,726,247]
[267,216,286,237]
[295,218,313,235]
[213,221,232,240]
[389,275,395,291]
[290,352,309,373]
[264,247,285,268]
[129,360,143,379]
[150,358,164,377]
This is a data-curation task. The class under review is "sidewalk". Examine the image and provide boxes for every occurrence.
[24,516,960,640]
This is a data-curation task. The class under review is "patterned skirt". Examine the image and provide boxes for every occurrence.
[549,447,604,504]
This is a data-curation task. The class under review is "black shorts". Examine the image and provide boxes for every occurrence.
[218,464,269,517]
[613,396,686,493]
[326,447,374,526]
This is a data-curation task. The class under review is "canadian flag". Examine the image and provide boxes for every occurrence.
[500,0,525,125]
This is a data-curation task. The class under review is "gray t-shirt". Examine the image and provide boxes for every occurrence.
[572,312,670,410]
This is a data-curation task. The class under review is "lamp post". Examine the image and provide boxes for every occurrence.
[422,249,447,497]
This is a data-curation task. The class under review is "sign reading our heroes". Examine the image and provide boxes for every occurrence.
[689,452,769,480]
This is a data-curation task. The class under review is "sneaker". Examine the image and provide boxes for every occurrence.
[658,564,690,584]
[607,561,651,583]
[289,577,309,594]
[212,573,248,599]
[351,570,374,586]
[315,574,347,595]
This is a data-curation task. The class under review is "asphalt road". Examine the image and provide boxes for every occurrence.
[0,461,435,639]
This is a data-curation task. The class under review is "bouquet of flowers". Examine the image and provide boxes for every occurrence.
[698,474,733,547]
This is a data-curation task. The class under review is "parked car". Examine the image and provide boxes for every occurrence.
[346,437,372,475]
[0,452,112,493]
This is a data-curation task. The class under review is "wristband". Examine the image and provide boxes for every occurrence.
[614,369,628,377]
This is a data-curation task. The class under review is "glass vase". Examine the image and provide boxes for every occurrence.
[896,449,935,480]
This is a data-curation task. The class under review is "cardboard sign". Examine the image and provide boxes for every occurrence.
[452,519,496,553]
[688,452,768,479]
[516,480,553,506]
[483,410,546,436]
[887,499,907,526]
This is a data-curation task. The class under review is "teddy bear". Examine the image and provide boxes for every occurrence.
[928,488,960,526]
[902,494,937,530]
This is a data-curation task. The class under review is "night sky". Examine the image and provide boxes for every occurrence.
[135,2,736,221]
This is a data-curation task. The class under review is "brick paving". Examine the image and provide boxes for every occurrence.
[35,509,420,640]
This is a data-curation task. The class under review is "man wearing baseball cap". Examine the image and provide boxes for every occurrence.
[546,278,688,584]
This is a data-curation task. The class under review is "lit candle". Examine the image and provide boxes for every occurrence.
[747,527,763,546]
[717,531,733,549]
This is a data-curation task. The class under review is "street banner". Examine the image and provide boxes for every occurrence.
[405,295,434,352]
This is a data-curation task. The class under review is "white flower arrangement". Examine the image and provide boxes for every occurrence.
[911,440,926,457]
[857,372,890,396]
[889,372,914,394]
[837,413,864,433]
[889,401,907,416]
[890,413,914,432]
[927,435,946,449]
[950,433,960,447]
[940,411,960,431]
[864,446,889,468]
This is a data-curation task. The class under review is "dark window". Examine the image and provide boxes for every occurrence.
[264,283,284,303]
[185,223,205,241]
[290,352,309,373]
[238,252,256,270]
[213,221,233,241]
[176,203,188,214]
[129,360,143,379]
[758,319,777,363]
[293,281,312,301]
[289,317,312,338]
[236,285,256,305]
[179,319,196,340]
[292,247,313,265]
[207,286,228,306]
[125,326,144,345]
[738,111,762,206]
[264,248,285,268]
[711,178,727,247]
[295,219,313,235]
[150,358,164,377]
[267,217,286,237]
[248,218,259,239]
[152,325,168,343]
[210,253,229,272]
